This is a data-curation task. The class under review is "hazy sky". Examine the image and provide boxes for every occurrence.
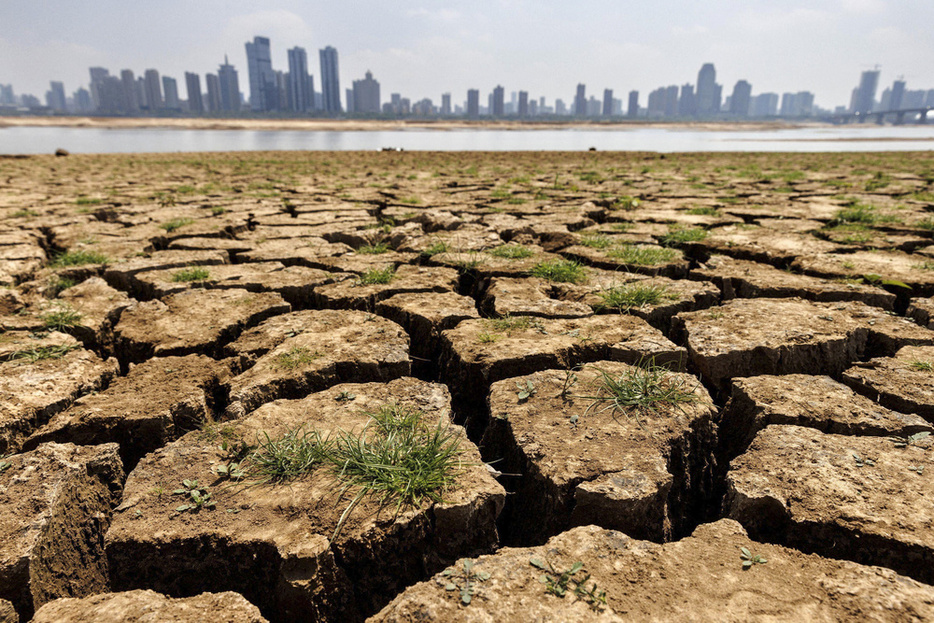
[1,0,932,109]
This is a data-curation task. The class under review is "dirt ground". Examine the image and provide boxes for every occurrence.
[2,150,934,621]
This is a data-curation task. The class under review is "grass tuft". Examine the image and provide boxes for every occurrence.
[356,242,390,255]
[578,360,697,427]
[10,344,79,362]
[908,360,934,372]
[272,346,321,370]
[171,267,210,282]
[579,234,613,249]
[595,283,677,311]
[529,258,588,284]
[41,306,82,331]
[606,244,678,266]
[248,427,331,484]
[160,218,194,233]
[660,226,707,247]
[357,266,395,285]
[50,250,109,267]
[486,244,535,259]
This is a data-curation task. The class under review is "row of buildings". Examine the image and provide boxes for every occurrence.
[3,42,932,120]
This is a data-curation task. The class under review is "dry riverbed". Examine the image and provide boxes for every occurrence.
[1,150,934,621]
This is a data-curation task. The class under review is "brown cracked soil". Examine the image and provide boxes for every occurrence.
[2,150,934,621]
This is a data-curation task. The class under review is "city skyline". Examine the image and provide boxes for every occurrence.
[2,1,932,111]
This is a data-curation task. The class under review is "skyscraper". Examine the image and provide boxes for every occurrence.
[441,93,451,116]
[890,79,906,111]
[46,81,66,112]
[678,84,696,116]
[729,80,752,116]
[352,71,381,114]
[574,84,586,116]
[120,70,139,111]
[852,69,880,114]
[144,69,163,110]
[466,89,480,117]
[246,36,277,112]
[492,85,505,117]
[218,55,241,112]
[162,76,180,110]
[602,89,613,116]
[205,74,222,112]
[628,91,639,117]
[696,63,721,116]
[518,91,529,117]
[287,47,312,113]
[185,73,204,113]
[319,46,341,114]
[88,67,109,110]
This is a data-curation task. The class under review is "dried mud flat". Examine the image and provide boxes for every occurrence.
[2,150,934,622]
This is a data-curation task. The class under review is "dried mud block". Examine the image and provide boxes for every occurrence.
[672,298,934,391]
[106,378,504,622]
[908,297,934,329]
[720,375,931,461]
[842,345,934,421]
[32,590,267,623]
[0,599,14,623]
[700,225,841,267]
[483,361,716,545]
[691,254,895,310]
[167,236,256,254]
[0,330,77,362]
[428,245,560,281]
[439,315,686,409]
[312,251,420,275]
[26,355,231,468]
[792,250,934,297]
[561,243,690,278]
[726,425,934,585]
[375,291,479,363]
[224,309,410,418]
[0,258,43,285]
[553,272,719,332]
[480,277,593,319]
[54,277,135,352]
[114,289,290,364]
[131,262,348,307]
[396,226,504,254]
[371,519,934,623]
[236,237,354,266]
[314,265,459,311]
[0,343,118,455]
[102,250,229,295]
[0,443,124,621]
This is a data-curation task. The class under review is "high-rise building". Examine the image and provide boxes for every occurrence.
[119,70,139,111]
[46,81,66,112]
[136,77,148,109]
[73,87,92,112]
[555,98,567,115]
[492,85,505,117]
[205,74,222,112]
[574,84,586,116]
[664,85,679,117]
[144,69,163,110]
[602,89,613,116]
[628,91,639,117]
[352,70,381,114]
[466,89,480,117]
[286,47,312,113]
[218,55,241,112]
[185,73,204,113]
[729,80,752,116]
[852,68,880,114]
[246,36,277,112]
[88,67,110,110]
[0,84,15,106]
[518,91,529,117]
[319,46,341,114]
[890,79,906,111]
[751,93,778,117]
[441,93,451,116]
[162,76,180,110]
[696,63,721,116]
[678,84,696,116]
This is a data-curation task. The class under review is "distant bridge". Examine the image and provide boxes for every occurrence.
[825,107,932,125]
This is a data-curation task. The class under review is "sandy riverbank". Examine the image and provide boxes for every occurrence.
[0,115,815,133]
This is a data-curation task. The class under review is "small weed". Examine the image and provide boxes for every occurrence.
[248,426,331,484]
[335,390,357,402]
[914,261,934,271]
[829,203,878,227]
[41,306,82,331]
[516,379,536,401]
[356,242,390,255]
[579,234,613,249]
[740,547,767,569]
[530,259,588,284]
[357,266,396,285]
[578,360,697,428]
[609,196,640,211]
[75,196,102,206]
[273,346,321,370]
[908,361,934,372]
[909,465,925,475]
[487,244,535,260]
[171,267,210,282]
[887,431,931,448]
[529,558,607,609]
[606,244,678,266]
[477,332,501,344]
[172,480,216,512]
[483,315,546,335]
[422,241,450,257]
[11,209,38,218]
[160,218,194,233]
[399,196,422,205]
[10,344,78,362]
[443,560,491,605]
[595,283,677,312]
[660,226,707,247]
[852,453,875,467]
[610,222,634,232]
[686,206,721,216]
[0,459,11,474]
[46,276,76,297]
[50,250,109,267]
[210,206,227,216]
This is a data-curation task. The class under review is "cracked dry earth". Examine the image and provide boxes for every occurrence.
[2,150,934,622]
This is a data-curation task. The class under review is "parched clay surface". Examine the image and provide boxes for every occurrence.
[32,590,268,623]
